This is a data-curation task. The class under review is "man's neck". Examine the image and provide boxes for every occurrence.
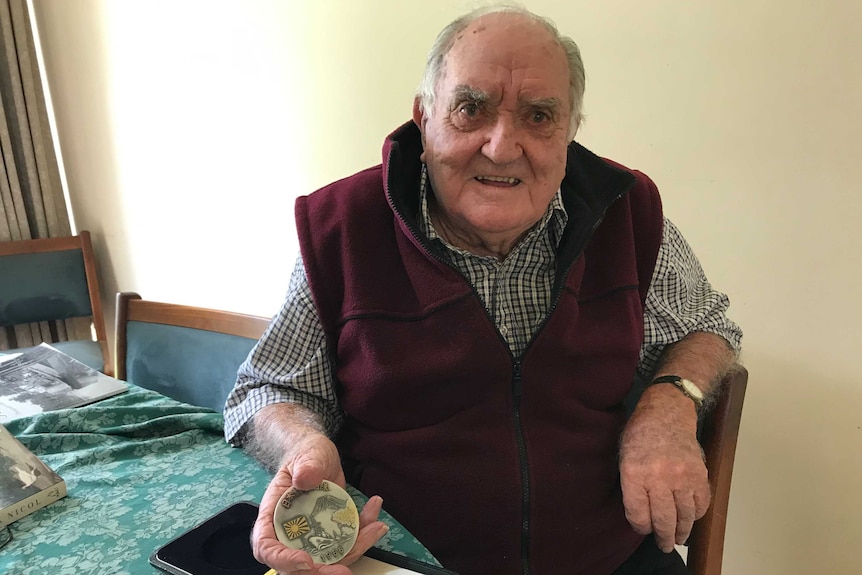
[428,201,526,260]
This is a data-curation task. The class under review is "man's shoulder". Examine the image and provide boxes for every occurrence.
[569,141,658,189]
[599,157,659,195]
[564,142,661,214]
[311,164,385,198]
[295,163,395,245]
[296,164,387,217]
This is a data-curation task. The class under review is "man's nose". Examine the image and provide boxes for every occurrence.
[481,115,523,164]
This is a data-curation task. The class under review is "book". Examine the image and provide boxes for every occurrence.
[0,423,66,527]
[0,343,127,422]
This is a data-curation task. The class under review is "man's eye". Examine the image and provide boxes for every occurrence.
[530,110,550,123]
[459,102,481,117]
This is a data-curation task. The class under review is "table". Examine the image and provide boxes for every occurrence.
[0,383,438,574]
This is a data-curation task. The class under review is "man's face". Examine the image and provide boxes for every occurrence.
[413,13,573,252]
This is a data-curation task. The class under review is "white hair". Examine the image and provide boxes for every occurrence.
[416,3,586,138]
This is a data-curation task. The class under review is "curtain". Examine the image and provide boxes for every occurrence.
[0,0,87,350]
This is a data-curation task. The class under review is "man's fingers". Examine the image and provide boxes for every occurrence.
[339,496,389,565]
[673,490,696,545]
[359,495,384,527]
[283,433,345,491]
[289,445,335,490]
[253,468,295,554]
[648,489,677,552]
[290,457,327,491]
[622,483,653,535]
[693,484,711,520]
[252,478,314,570]
[342,521,389,564]
[252,524,316,573]
[252,467,320,572]
[249,432,355,573]
[352,496,387,559]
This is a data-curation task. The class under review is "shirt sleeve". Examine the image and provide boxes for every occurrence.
[638,217,743,378]
[223,254,343,445]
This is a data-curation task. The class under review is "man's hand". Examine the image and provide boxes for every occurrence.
[619,384,711,552]
[248,409,388,573]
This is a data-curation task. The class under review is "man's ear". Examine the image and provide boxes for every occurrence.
[412,97,426,131]
[413,97,428,159]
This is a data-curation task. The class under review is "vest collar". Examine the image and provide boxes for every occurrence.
[381,120,637,270]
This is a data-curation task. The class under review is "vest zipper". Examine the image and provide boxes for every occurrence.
[512,360,531,575]
[509,178,636,575]
[389,174,534,571]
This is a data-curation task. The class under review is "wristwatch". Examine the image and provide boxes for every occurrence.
[649,375,704,410]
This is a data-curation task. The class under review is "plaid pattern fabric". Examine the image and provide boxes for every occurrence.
[224,174,742,442]
[641,219,742,375]
[225,256,344,440]
[416,166,569,357]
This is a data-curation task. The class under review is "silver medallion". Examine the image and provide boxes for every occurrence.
[272,480,359,565]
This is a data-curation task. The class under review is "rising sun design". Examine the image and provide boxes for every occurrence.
[283,516,310,540]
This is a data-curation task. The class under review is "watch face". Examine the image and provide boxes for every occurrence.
[681,379,704,400]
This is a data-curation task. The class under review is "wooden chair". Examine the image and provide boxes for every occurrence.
[0,231,110,374]
[114,292,271,412]
[687,365,749,575]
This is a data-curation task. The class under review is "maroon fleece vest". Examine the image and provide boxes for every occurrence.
[296,122,663,575]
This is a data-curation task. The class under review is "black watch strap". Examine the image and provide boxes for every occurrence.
[649,375,704,410]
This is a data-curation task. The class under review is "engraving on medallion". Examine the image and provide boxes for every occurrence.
[273,480,359,564]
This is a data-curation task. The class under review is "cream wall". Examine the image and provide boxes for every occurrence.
[31,1,862,573]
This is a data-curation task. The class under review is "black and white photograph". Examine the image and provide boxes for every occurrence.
[0,423,66,527]
[0,344,126,422]
[0,425,61,508]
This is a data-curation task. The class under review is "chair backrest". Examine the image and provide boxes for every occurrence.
[114,292,271,412]
[686,365,748,575]
[0,231,110,373]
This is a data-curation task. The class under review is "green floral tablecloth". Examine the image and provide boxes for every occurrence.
[0,384,437,574]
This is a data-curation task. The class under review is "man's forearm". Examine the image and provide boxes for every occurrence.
[651,331,738,407]
[619,330,736,550]
[244,402,330,473]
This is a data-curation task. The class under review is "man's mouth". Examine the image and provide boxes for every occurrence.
[475,176,521,186]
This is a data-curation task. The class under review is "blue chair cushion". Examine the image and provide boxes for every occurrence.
[124,321,258,412]
[1,340,105,372]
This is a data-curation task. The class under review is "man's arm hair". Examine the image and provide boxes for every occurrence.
[652,331,739,413]
[243,402,330,473]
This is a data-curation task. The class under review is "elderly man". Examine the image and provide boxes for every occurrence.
[225,5,741,575]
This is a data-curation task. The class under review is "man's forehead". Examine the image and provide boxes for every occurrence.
[447,12,558,55]
[441,15,565,80]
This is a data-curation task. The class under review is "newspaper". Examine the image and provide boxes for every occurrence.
[0,343,127,422]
